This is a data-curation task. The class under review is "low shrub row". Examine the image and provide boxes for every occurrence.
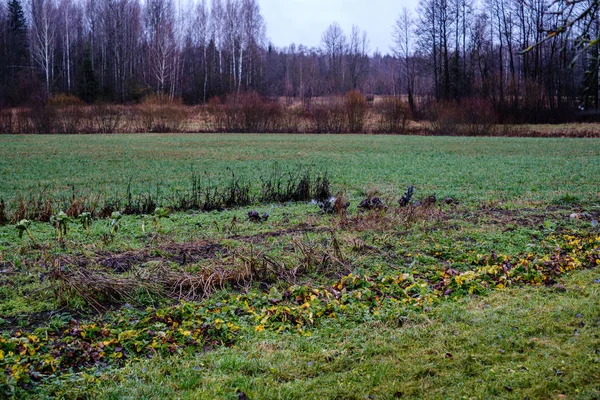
[0,94,191,134]
[2,92,592,136]
[0,92,413,135]
[207,91,412,134]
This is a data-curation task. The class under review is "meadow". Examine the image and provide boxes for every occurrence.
[0,134,599,399]
[1,134,600,204]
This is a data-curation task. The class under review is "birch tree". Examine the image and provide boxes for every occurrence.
[31,0,58,95]
[144,0,176,94]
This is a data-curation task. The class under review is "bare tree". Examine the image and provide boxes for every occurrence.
[393,8,416,110]
[30,0,58,95]
[240,0,265,89]
[144,0,176,94]
[347,25,370,90]
[193,0,209,101]
[321,22,346,93]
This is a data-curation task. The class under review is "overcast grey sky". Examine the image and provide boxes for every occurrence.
[257,0,418,55]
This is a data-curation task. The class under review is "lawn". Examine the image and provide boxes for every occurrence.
[0,134,598,399]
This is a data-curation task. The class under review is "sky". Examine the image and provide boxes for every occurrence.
[257,0,418,55]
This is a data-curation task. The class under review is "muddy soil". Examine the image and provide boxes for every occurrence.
[72,241,228,273]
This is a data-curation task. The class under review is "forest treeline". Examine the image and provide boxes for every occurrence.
[0,0,599,125]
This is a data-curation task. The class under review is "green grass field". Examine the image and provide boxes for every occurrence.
[1,134,599,204]
[0,134,599,399]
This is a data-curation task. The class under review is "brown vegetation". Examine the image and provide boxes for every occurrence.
[345,90,368,133]
[429,98,497,136]
[375,97,411,133]
[1,92,599,137]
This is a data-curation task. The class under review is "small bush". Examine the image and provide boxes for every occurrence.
[136,95,188,133]
[375,97,411,133]
[209,92,281,133]
[27,99,58,134]
[309,99,347,133]
[0,105,13,134]
[47,94,87,134]
[274,106,302,133]
[345,90,368,133]
[460,98,497,135]
[92,103,122,133]
[429,99,497,136]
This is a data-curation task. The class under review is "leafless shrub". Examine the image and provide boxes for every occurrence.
[47,94,87,134]
[0,105,14,134]
[274,106,302,133]
[136,95,188,133]
[345,90,368,133]
[309,98,347,133]
[92,103,123,133]
[208,92,281,133]
[429,99,497,136]
[10,108,33,134]
[375,97,411,133]
[27,100,58,134]
[460,98,498,135]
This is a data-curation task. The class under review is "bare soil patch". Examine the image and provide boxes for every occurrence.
[72,241,228,273]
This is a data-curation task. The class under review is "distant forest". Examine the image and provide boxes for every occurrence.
[0,0,599,118]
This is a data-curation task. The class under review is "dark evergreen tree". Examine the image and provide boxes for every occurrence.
[4,0,28,105]
[78,47,99,103]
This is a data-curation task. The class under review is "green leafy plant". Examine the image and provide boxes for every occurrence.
[152,207,170,231]
[78,212,93,236]
[15,219,36,244]
[109,212,122,236]
[50,211,70,241]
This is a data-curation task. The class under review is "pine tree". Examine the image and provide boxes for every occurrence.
[7,0,27,65]
[4,0,29,105]
[78,47,99,103]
